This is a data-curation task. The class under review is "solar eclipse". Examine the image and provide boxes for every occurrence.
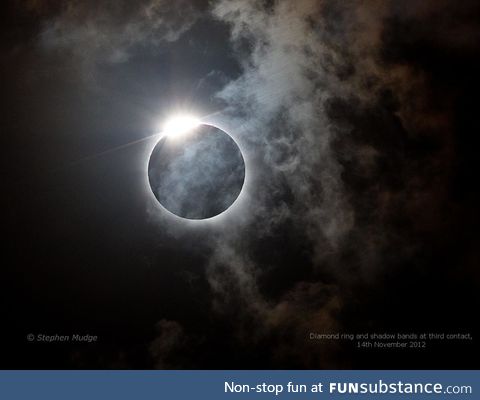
[147,117,245,220]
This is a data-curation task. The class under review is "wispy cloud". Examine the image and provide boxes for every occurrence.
[39,0,200,69]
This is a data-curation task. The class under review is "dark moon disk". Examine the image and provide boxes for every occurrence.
[148,124,245,219]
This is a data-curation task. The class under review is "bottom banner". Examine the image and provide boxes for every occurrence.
[0,370,477,399]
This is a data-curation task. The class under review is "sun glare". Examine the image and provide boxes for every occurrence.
[162,115,200,139]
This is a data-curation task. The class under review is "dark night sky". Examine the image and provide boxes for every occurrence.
[1,0,479,369]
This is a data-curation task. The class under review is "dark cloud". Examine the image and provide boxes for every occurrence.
[149,319,188,369]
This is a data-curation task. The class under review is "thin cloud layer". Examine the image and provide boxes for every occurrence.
[39,0,199,66]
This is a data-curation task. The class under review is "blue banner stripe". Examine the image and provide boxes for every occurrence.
[0,371,477,400]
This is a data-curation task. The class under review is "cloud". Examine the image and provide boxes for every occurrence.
[187,0,477,366]
[149,319,188,369]
[38,0,200,68]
